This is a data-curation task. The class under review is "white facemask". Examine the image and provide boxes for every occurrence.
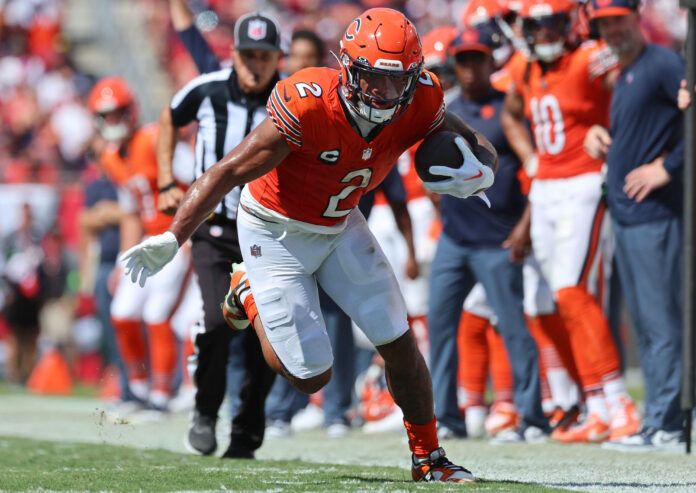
[355,99,397,124]
[99,123,129,142]
[534,41,564,62]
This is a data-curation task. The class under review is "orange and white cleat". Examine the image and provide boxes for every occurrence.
[608,395,641,441]
[412,447,475,483]
[484,401,518,437]
[551,412,610,443]
[221,263,251,330]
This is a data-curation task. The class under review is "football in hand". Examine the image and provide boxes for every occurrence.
[414,130,470,183]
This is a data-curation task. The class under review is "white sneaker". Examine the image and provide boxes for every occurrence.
[362,408,404,434]
[168,385,196,413]
[265,420,292,439]
[326,422,351,438]
[291,404,324,432]
[465,406,487,439]
[602,427,685,453]
[436,424,466,440]
[490,425,547,445]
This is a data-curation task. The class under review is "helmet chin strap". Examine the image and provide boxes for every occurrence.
[339,86,381,137]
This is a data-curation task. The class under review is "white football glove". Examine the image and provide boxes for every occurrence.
[423,136,495,207]
[120,231,179,287]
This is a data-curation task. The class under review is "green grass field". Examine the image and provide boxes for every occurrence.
[1,436,568,492]
[1,386,695,492]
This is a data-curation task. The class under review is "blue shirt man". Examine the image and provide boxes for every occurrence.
[585,0,685,450]
[427,25,546,441]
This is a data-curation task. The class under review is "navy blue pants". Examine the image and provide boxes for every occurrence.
[613,217,683,431]
[428,233,545,434]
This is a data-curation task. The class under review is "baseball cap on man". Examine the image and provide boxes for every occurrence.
[589,0,639,19]
[449,25,498,56]
[234,12,281,51]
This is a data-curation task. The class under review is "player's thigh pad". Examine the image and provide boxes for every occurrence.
[530,173,604,291]
[317,209,409,347]
[110,270,147,320]
[522,255,555,316]
[143,247,191,324]
[237,209,334,379]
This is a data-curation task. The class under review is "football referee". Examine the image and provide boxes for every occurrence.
[156,12,280,458]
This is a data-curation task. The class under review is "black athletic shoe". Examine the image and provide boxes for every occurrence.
[186,411,217,455]
[221,444,255,459]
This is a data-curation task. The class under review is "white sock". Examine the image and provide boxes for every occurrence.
[129,379,149,402]
[585,393,609,422]
[603,376,629,412]
[547,368,580,411]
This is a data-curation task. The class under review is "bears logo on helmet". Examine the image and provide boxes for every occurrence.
[338,8,424,124]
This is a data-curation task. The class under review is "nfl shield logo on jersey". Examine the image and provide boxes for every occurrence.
[250,244,262,258]
[248,19,267,41]
[362,148,373,160]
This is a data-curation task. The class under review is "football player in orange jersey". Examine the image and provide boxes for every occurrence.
[121,8,497,483]
[501,0,639,443]
[89,77,194,414]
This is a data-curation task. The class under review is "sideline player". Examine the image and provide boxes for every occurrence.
[89,77,192,413]
[120,8,496,482]
[502,0,639,442]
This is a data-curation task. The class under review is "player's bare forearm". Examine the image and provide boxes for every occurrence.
[169,0,194,31]
[120,213,143,253]
[157,107,177,189]
[169,118,291,245]
[441,111,498,173]
[501,90,535,162]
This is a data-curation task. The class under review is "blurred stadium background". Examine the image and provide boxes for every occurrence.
[0,0,694,491]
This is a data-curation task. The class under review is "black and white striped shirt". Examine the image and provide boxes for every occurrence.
[170,68,278,220]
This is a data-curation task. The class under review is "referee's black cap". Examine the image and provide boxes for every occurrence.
[234,12,281,52]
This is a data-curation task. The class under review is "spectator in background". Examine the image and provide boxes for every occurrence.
[1,203,43,383]
[285,30,325,75]
[584,0,685,452]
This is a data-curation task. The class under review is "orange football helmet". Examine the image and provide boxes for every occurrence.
[88,77,138,142]
[88,77,135,114]
[461,0,510,27]
[339,8,424,124]
[519,0,577,62]
[422,26,457,69]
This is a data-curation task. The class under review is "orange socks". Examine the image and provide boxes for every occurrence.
[556,286,620,388]
[242,293,259,328]
[488,328,513,403]
[148,322,177,396]
[457,311,490,407]
[404,416,439,457]
[112,318,147,382]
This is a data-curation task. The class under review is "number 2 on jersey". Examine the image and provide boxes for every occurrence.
[530,95,566,155]
[323,168,373,218]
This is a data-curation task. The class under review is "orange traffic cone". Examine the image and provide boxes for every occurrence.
[27,348,73,395]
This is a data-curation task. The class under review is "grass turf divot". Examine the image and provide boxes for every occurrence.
[0,436,567,492]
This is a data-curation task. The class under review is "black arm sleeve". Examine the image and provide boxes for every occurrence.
[178,25,221,74]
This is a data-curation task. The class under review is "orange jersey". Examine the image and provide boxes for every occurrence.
[254,67,444,227]
[508,41,616,179]
[374,144,427,206]
[101,124,172,236]
[492,51,528,93]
